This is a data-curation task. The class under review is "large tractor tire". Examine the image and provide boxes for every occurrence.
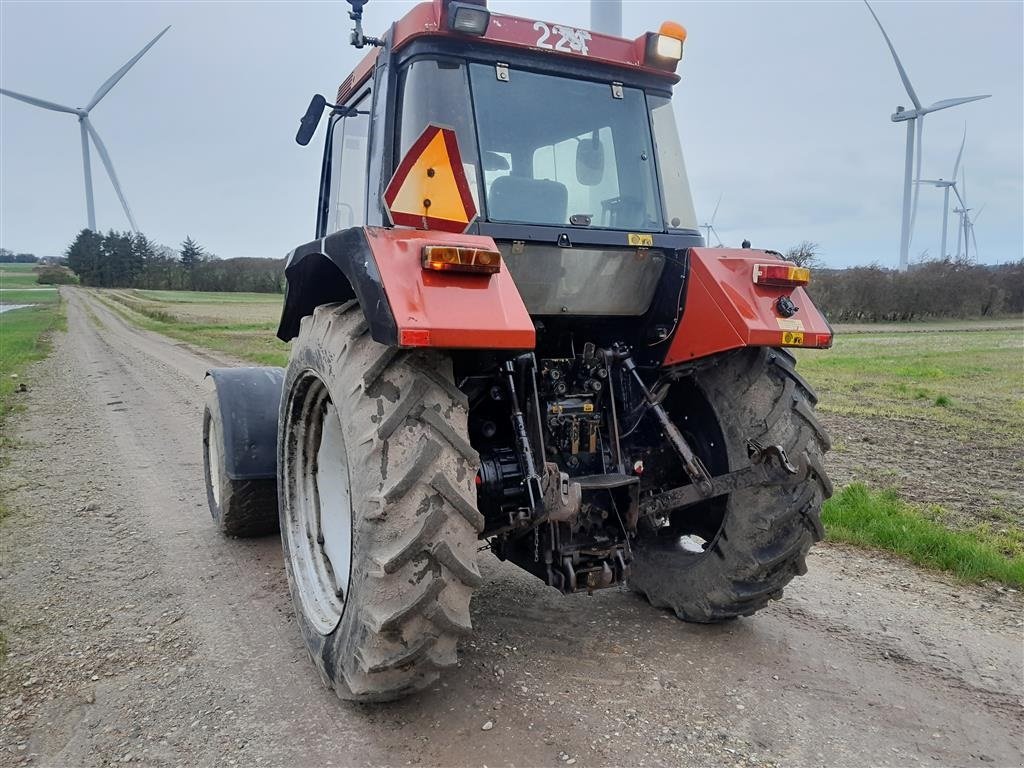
[203,391,279,537]
[629,347,832,622]
[277,301,483,702]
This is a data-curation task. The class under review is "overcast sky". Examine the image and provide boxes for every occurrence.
[1,1,1021,267]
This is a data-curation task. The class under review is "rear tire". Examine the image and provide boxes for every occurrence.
[203,391,278,537]
[278,301,483,702]
[629,347,833,622]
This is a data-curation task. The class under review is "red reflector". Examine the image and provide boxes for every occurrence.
[753,263,810,287]
[399,329,431,347]
[422,245,501,274]
[815,333,833,348]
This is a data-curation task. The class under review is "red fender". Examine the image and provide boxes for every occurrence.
[363,226,535,349]
[664,248,832,366]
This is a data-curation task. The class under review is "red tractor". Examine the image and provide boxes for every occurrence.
[202,0,833,702]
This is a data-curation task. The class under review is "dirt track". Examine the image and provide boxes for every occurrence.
[1,287,1021,767]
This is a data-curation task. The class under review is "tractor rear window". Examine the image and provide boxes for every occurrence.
[469,65,662,232]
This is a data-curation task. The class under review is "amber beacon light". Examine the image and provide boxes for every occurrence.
[645,21,686,69]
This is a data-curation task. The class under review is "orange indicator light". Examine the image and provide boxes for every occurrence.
[422,245,501,274]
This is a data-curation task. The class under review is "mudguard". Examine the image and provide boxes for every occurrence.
[205,367,284,480]
[277,226,534,350]
[664,248,833,366]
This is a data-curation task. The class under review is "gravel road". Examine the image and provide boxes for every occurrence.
[1,288,1021,767]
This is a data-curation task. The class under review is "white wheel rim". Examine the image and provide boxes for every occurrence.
[207,415,223,508]
[283,374,353,635]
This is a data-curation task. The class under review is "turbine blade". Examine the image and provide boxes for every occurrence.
[951,184,966,209]
[83,117,138,232]
[87,25,170,111]
[972,204,985,223]
[952,125,966,179]
[923,95,990,115]
[711,193,723,225]
[970,226,978,256]
[863,0,922,110]
[915,179,945,185]
[0,87,77,114]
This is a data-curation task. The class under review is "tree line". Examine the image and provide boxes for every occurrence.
[58,230,1022,320]
[0,248,40,263]
[786,242,1024,322]
[64,229,284,293]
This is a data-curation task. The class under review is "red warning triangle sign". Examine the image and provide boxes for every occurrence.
[383,124,478,233]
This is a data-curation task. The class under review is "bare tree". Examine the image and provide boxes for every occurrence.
[785,241,823,269]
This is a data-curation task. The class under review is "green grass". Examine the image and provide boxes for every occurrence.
[0,304,65,424]
[0,302,66,532]
[795,329,1023,445]
[0,287,60,305]
[0,263,45,289]
[824,484,1024,586]
[133,289,282,304]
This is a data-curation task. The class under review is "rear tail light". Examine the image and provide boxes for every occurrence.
[422,245,501,274]
[753,263,810,287]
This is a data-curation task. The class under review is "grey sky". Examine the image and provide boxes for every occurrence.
[1,1,1021,267]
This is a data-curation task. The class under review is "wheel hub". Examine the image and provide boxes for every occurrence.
[282,374,353,635]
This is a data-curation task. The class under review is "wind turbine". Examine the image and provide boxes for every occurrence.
[701,194,724,247]
[916,126,966,260]
[863,1,989,272]
[1,26,170,233]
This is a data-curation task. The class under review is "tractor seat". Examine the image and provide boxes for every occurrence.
[487,176,568,226]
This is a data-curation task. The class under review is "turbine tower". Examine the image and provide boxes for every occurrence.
[863,1,989,272]
[916,127,967,260]
[1,26,170,233]
[701,194,724,247]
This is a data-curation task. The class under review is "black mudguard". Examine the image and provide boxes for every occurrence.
[206,367,285,480]
[276,227,397,344]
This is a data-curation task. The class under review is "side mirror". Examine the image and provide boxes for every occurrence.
[296,94,328,146]
[576,134,605,186]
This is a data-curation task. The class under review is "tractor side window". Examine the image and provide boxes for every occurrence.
[648,95,698,230]
[326,93,371,233]
[396,59,482,211]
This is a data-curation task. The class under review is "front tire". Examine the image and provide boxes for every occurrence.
[629,347,833,622]
[278,302,483,701]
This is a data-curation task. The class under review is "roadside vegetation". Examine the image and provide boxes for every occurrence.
[0,288,65,525]
[824,484,1023,587]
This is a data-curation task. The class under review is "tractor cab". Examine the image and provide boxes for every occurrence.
[301,0,703,351]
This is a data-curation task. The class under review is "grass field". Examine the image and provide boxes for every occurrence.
[92,286,1023,585]
[98,288,289,366]
[1,264,62,306]
[795,327,1023,445]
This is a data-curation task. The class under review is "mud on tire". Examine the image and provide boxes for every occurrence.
[203,391,279,537]
[629,347,833,622]
[278,301,483,702]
